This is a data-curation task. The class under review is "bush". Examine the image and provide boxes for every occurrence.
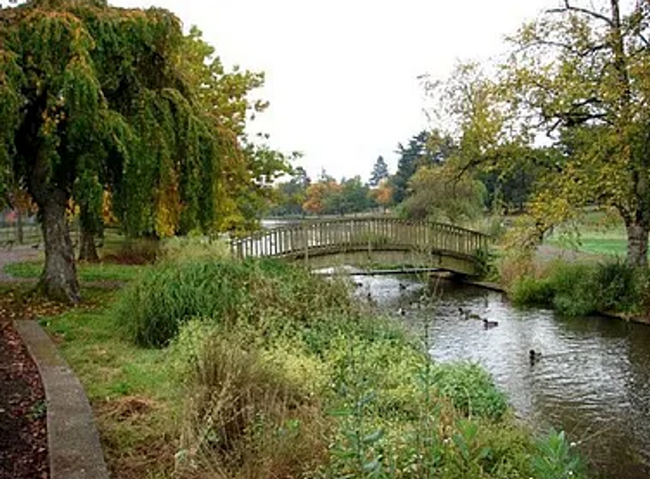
[510,263,598,316]
[509,260,650,317]
[548,263,598,316]
[116,258,353,347]
[103,237,160,265]
[593,261,641,313]
[511,276,554,308]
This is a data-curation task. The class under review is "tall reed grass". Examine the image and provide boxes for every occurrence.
[510,259,647,316]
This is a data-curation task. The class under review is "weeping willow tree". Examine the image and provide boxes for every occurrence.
[0,0,269,302]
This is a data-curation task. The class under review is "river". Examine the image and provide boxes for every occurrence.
[351,272,650,479]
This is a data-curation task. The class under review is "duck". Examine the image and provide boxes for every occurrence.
[529,350,542,364]
[397,308,407,316]
[399,283,408,291]
[483,318,499,328]
[459,307,484,321]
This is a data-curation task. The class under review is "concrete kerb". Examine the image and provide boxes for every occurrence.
[14,320,109,479]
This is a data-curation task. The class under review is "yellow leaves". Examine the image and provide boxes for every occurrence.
[102,190,118,226]
[370,179,393,208]
[154,168,181,238]
[66,198,80,221]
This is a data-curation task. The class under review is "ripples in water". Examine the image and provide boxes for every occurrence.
[353,274,650,479]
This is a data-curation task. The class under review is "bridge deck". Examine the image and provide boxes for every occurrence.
[231,218,489,273]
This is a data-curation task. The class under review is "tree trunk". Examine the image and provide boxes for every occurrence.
[15,208,24,245]
[78,226,99,263]
[39,196,80,304]
[626,221,649,268]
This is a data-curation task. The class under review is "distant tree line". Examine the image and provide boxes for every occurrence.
[268,129,539,222]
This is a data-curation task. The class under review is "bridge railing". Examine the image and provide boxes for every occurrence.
[230,217,489,260]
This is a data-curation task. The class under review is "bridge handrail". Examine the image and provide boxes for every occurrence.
[231,218,489,240]
[230,217,490,260]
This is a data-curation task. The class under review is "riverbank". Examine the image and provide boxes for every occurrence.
[1,254,585,478]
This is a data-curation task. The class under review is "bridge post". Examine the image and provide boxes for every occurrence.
[303,221,309,266]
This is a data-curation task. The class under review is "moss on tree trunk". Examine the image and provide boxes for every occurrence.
[38,195,80,304]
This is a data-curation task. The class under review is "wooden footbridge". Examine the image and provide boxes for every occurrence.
[230,217,490,276]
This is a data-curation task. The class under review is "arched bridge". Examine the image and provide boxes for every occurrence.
[231,218,490,276]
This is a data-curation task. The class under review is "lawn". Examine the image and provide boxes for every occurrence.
[40,288,180,478]
[548,230,628,257]
[3,261,148,283]
[546,210,630,258]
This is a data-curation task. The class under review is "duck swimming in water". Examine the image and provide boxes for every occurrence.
[483,318,499,328]
[459,307,483,321]
[529,349,542,364]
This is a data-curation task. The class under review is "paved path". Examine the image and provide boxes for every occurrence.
[14,321,109,479]
[2,246,110,478]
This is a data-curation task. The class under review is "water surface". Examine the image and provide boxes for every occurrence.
[353,273,650,479]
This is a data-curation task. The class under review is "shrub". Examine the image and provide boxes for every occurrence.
[532,430,585,479]
[117,257,586,478]
[510,260,649,317]
[473,248,498,281]
[116,258,353,347]
[548,263,598,316]
[510,276,554,308]
[103,237,160,265]
[593,260,640,313]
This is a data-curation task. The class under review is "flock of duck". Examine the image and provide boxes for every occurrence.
[458,306,499,328]
[362,281,543,366]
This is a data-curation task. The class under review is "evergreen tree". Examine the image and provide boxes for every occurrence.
[368,156,389,187]
[391,130,456,204]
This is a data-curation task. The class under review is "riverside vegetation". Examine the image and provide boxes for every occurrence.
[33,239,585,478]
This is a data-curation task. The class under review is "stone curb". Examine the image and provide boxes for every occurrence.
[14,320,109,479]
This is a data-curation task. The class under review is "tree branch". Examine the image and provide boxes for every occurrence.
[547,0,613,26]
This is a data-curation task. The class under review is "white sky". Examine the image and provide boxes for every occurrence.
[114,0,557,181]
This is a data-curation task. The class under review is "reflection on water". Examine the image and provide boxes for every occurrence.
[352,273,650,479]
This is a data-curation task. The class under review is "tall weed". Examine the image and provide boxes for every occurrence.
[173,323,328,478]
[159,236,230,264]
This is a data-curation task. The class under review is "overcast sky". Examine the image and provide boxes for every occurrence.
[114,0,557,181]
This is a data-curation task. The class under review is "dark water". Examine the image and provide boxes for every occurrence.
[351,272,650,479]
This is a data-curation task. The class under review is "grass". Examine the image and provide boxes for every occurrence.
[31,257,586,478]
[546,210,630,257]
[40,288,181,478]
[4,261,148,283]
[549,230,628,257]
